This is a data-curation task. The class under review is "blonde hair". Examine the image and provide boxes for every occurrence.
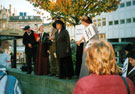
[86,40,120,75]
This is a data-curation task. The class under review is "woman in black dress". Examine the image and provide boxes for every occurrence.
[54,20,74,79]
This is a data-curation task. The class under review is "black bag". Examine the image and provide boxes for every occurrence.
[20,64,27,72]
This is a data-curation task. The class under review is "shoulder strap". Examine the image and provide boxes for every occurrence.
[0,73,6,80]
[121,76,130,94]
[5,75,16,94]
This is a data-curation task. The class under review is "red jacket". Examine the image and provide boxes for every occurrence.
[73,74,135,94]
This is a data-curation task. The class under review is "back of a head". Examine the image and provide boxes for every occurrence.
[86,40,120,75]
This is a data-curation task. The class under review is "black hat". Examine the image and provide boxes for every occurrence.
[124,44,135,52]
[23,25,30,30]
[52,22,56,28]
[127,51,135,59]
[53,20,65,30]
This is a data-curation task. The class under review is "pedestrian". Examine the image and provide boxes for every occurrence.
[127,51,135,85]
[22,25,37,74]
[0,45,11,68]
[73,40,135,94]
[54,20,74,79]
[0,65,22,94]
[122,44,135,77]
[48,22,59,77]
[34,25,52,75]
[76,16,99,78]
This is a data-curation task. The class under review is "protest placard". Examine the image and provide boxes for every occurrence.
[83,24,96,42]
[75,25,84,41]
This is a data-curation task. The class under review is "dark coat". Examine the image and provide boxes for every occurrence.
[55,29,71,58]
[127,68,135,85]
[23,30,37,55]
[39,32,52,57]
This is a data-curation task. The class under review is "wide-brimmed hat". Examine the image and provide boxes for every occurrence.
[23,25,30,30]
[53,20,65,29]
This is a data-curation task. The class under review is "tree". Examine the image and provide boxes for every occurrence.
[27,0,120,25]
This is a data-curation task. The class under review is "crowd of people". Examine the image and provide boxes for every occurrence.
[0,15,135,93]
[22,17,74,79]
[22,16,135,84]
[73,40,135,94]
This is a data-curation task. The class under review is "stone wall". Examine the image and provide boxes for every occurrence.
[7,68,77,94]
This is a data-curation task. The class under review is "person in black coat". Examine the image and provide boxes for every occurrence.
[54,20,74,79]
[127,51,135,85]
[23,25,37,74]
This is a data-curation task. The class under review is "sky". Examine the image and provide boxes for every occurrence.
[0,0,51,23]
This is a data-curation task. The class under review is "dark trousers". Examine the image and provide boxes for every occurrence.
[26,51,36,73]
[26,54,32,73]
[75,43,84,76]
[59,56,74,78]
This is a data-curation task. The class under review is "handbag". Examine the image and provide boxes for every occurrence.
[121,76,130,94]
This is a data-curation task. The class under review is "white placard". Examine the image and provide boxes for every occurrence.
[75,25,85,41]
[83,24,96,42]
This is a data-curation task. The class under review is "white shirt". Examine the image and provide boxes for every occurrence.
[0,73,7,94]
[0,52,11,68]
[122,58,129,77]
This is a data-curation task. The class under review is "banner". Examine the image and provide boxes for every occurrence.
[75,25,84,41]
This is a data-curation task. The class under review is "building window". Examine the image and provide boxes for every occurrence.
[126,1,131,7]
[114,20,119,25]
[30,16,34,19]
[133,1,135,5]
[25,16,28,19]
[126,18,131,23]
[120,3,125,8]
[109,21,113,25]
[24,12,27,16]
[102,18,106,26]
[3,23,6,28]
[120,19,125,24]
[98,19,101,27]
[19,12,23,16]
[19,16,22,19]
[133,18,135,23]
[2,14,6,19]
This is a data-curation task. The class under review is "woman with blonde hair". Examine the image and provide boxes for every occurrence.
[73,40,135,94]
